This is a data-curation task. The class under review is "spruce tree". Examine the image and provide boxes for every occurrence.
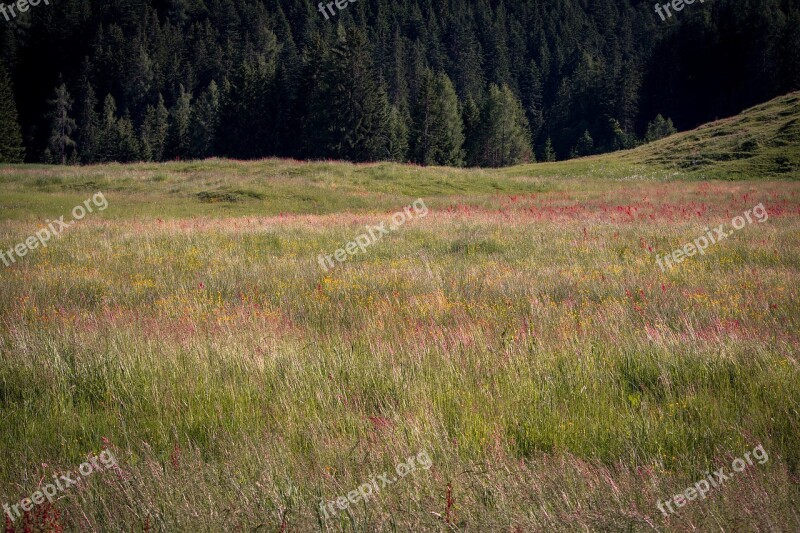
[542,137,556,162]
[47,84,78,165]
[387,105,409,162]
[115,112,141,163]
[477,84,532,167]
[313,27,392,162]
[166,85,193,160]
[575,130,595,157]
[297,31,331,160]
[141,94,169,162]
[606,118,635,152]
[190,81,220,159]
[447,12,485,101]
[644,114,677,143]
[97,94,120,163]
[410,69,464,166]
[522,60,544,144]
[97,94,139,163]
[77,80,99,164]
[0,64,24,163]
[461,95,481,167]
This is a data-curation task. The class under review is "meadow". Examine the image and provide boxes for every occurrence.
[0,94,799,531]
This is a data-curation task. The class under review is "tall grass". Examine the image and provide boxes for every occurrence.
[0,173,798,531]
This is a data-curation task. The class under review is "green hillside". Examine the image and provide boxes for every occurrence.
[504,91,800,181]
[619,91,800,179]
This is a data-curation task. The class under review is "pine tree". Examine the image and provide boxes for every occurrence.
[217,55,277,159]
[522,59,544,144]
[446,12,484,101]
[410,69,464,166]
[97,94,139,163]
[606,118,635,151]
[141,94,169,162]
[47,84,78,165]
[77,79,99,164]
[190,81,220,159]
[296,31,331,160]
[541,137,556,162]
[575,130,594,157]
[310,27,392,162]
[273,36,301,157]
[387,29,410,108]
[484,2,511,87]
[166,85,192,160]
[462,95,481,167]
[644,114,677,143]
[0,64,24,163]
[97,94,119,163]
[477,84,532,167]
[387,105,409,162]
[115,112,141,162]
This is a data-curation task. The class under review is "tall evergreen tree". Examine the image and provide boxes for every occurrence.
[308,26,393,162]
[166,85,193,160]
[97,94,140,163]
[190,80,220,159]
[410,69,464,166]
[446,11,484,101]
[541,137,556,162]
[47,84,78,165]
[77,79,100,164]
[574,129,595,157]
[644,114,677,143]
[0,64,23,163]
[462,95,482,167]
[97,94,119,163]
[605,118,635,152]
[141,94,169,161]
[476,84,532,167]
[115,111,142,162]
[387,104,410,162]
[521,59,544,145]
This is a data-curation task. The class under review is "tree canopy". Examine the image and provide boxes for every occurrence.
[0,0,796,166]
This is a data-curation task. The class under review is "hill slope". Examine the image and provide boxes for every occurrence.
[620,91,800,179]
[506,91,800,181]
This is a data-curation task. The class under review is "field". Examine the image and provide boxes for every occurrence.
[0,94,799,531]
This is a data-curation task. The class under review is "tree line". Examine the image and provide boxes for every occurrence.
[0,0,797,166]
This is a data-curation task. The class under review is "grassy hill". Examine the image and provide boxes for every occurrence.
[617,91,800,180]
[504,90,800,181]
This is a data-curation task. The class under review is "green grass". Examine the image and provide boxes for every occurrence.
[0,92,798,532]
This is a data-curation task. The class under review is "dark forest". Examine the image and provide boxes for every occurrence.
[0,0,798,165]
